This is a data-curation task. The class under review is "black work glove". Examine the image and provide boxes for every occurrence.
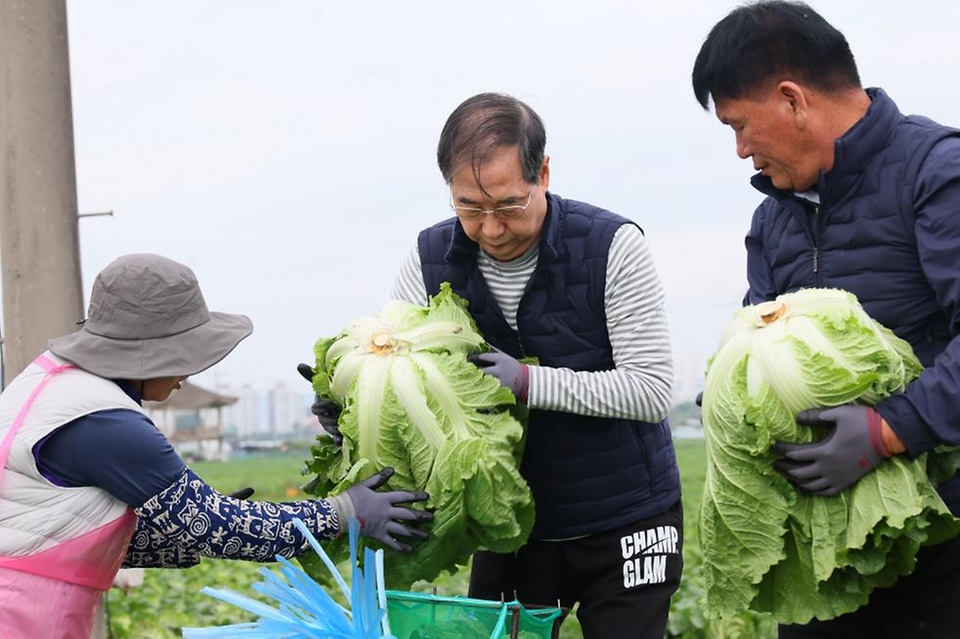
[772,405,891,496]
[326,467,433,553]
[227,487,255,500]
[297,363,344,445]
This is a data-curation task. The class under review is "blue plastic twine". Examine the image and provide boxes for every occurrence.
[182,518,394,639]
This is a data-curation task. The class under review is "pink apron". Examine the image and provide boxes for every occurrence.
[0,355,137,639]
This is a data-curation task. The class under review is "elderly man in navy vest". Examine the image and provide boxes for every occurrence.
[387,92,683,638]
[693,2,960,637]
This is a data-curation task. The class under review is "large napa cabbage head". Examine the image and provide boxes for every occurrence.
[698,287,959,624]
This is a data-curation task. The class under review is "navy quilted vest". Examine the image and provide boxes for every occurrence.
[418,192,681,539]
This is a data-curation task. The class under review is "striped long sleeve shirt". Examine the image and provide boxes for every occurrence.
[391,224,674,423]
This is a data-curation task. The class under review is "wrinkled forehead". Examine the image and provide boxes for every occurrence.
[449,145,528,197]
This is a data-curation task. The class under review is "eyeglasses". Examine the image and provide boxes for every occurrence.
[450,191,532,221]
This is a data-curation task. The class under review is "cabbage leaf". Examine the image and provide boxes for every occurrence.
[302,283,534,589]
[700,288,960,624]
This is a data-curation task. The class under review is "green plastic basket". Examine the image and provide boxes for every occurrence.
[385,590,565,639]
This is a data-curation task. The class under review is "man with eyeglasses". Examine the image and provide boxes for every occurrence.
[387,92,683,638]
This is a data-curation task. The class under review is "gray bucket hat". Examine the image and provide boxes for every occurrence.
[49,253,253,379]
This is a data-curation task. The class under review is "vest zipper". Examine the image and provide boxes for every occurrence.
[812,204,821,280]
[517,333,528,359]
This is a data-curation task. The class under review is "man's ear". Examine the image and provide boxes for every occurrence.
[777,81,809,129]
[539,155,550,189]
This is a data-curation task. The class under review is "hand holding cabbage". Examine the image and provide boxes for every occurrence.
[699,288,960,624]
[297,363,344,444]
[773,405,892,496]
[301,284,534,588]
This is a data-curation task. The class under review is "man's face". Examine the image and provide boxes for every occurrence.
[449,145,549,262]
[714,85,820,192]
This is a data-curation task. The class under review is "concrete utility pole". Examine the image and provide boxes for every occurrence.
[0,0,85,387]
[1,6,121,638]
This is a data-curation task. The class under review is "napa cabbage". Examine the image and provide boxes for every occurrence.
[302,283,534,589]
[700,288,960,624]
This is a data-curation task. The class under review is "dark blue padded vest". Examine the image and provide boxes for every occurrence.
[418,192,681,539]
[747,88,960,510]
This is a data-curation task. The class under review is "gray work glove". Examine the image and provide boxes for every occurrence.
[772,405,891,496]
[326,467,432,553]
[468,345,529,402]
[297,363,343,445]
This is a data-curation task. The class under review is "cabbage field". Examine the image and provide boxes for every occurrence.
[104,442,776,639]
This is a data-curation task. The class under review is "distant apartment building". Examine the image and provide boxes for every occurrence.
[223,384,265,437]
[268,383,313,436]
[221,382,313,439]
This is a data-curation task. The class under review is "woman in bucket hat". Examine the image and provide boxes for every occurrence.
[0,254,432,639]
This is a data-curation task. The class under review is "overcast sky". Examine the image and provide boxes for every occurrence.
[62,0,960,396]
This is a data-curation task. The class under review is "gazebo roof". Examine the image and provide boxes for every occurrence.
[145,380,238,410]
